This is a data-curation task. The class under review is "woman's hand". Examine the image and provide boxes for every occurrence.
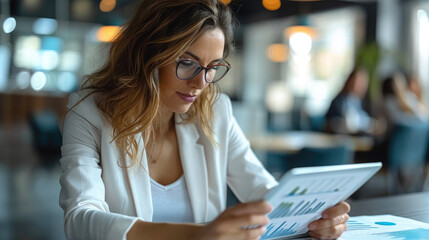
[307,201,350,239]
[198,201,272,240]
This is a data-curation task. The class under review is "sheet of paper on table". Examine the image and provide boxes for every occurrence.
[340,215,429,240]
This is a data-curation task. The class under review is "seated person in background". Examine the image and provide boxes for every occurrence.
[406,74,428,117]
[325,68,376,135]
[59,1,350,240]
[382,73,429,133]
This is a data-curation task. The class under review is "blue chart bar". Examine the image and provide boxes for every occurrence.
[261,222,298,239]
[268,202,294,219]
[346,220,379,231]
[269,199,326,219]
[288,186,308,196]
[374,228,429,239]
[284,186,340,197]
[303,201,325,215]
[288,187,300,196]
[294,199,324,216]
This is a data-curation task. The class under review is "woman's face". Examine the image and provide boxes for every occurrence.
[158,28,225,115]
[351,71,368,97]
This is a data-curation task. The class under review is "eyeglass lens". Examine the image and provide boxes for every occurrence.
[177,60,229,83]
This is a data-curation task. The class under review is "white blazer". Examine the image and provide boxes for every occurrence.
[59,90,278,240]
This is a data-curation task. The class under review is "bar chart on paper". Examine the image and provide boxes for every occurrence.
[260,221,298,240]
[262,163,382,240]
[268,199,326,219]
[342,215,429,240]
[375,229,429,239]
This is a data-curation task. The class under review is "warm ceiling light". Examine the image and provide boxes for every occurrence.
[284,25,317,39]
[100,0,116,12]
[219,0,232,4]
[96,26,121,42]
[266,44,289,62]
[289,32,312,54]
[284,15,318,39]
[262,0,281,11]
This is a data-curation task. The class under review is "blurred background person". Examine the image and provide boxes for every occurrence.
[382,73,429,133]
[406,74,428,117]
[324,68,376,136]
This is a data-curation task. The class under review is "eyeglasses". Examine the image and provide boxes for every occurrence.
[175,58,231,83]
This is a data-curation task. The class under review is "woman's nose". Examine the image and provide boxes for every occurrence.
[187,70,207,89]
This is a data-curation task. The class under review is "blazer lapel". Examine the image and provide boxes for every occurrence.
[125,132,153,221]
[175,114,209,223]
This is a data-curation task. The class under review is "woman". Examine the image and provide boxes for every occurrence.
[382,73,428,131]
[406,74,428,117]
[325,68,373,135]
[59,1,350,239]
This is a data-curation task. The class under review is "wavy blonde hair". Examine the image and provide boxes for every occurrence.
[78,0,236,167]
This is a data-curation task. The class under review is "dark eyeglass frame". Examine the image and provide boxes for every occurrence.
[175,58,231,83]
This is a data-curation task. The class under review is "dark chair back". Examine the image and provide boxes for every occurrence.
[285,142,354,170]
[28,111,62,165]
[387,124,429,193]
[388,124,429,168]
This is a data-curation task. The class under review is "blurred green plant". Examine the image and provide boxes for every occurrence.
[355,42,381,115]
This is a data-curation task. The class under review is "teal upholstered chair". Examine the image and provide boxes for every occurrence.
[386,124,429,194]
[266,140,354,180]
[284,142,354,171]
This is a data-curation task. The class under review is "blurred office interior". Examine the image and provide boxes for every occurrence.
[1,0,429,239]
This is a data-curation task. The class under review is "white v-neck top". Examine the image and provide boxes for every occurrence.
[150,175,194,223]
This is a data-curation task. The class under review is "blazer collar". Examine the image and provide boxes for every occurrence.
[125,131,153,221]
[175,113,209,223]
[103,123,153,221]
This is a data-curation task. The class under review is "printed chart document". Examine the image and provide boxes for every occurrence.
[341,215,429,240]
[261,162,382,240]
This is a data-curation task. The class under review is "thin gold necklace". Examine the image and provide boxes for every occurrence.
[148,117,174,164]
[148,136,166,164]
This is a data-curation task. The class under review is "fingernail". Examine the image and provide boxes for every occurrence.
[308,224,316,230]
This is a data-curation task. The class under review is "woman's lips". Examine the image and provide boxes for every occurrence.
[176,92,197,103]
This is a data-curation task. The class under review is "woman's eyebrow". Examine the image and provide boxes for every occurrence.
[184,51,223,63]
[184,51,200,60]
